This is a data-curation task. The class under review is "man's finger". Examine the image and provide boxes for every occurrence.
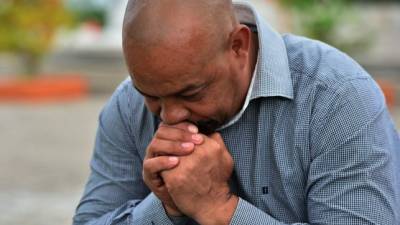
[156,126,204,145]
[143,156,179,179]
[148,138,195,157]
[159,122,198,133]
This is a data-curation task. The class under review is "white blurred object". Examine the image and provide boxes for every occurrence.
[56,0,279,52]
[101,0,129,49]
[56,0,128,52]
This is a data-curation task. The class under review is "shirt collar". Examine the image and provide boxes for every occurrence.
[234,1,293,100]
[217,2,293,131]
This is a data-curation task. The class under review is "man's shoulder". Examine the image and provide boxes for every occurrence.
[280,35,386,129]
[282,34,370,88]
[101,77,156,153]
[113,77,138,98]
[111,77,144,107]
[105,77,153,126]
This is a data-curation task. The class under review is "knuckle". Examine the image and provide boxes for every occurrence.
[174,141,183,152]
[177,130,187,141]
[184,132,194,141]
[148,138,169,156]
[155,126,166,137]
[210,142,222,156]
[143,160,151,171]
[150,137,161,148]
[211,140,221,150]
[146,140,157,155]
[168,174,184,190]
[142,171,151,184]
[155,157,167,167]
[142,170,147,180]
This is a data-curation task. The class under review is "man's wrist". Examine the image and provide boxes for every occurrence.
[195,193,239,225]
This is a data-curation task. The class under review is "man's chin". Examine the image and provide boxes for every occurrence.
[194,120,222,135]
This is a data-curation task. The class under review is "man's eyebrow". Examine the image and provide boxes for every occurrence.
[134,85,156,97]
[175,83,207,96]
[134,83,206,98]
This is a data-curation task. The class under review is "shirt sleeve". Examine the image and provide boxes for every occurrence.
[230,198,308,225]
[229,77,400,224]
[72,81,178,225]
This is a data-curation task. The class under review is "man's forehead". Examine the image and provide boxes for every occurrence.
[130,52,205,80]
[125,0,231,19]
[124,0,211,40]
[123,0,233,56]
[132,74,206,97]
[126,39,212,83]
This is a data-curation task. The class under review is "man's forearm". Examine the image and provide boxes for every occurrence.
[74,193,176,225]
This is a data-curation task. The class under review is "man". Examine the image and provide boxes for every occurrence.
[73,0,400,224]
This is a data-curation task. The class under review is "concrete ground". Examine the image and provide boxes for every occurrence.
[0,95,399,225]
[0,96,107,225]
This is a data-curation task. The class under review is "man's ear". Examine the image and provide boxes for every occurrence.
[229,24,251,57]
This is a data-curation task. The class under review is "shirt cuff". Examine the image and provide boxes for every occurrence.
[130,192,176,224]
[229,197,283,225]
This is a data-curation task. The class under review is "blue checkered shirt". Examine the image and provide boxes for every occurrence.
[73,2,400,225]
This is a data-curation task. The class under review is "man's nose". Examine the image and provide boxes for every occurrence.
[159,99,190,125]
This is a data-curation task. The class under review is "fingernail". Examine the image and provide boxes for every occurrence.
[181,142,194,149]
[188,124,198,133]
[192,134,202,143]
[169,157,179,164]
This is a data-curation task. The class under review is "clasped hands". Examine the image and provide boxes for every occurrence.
[142,122,238,225]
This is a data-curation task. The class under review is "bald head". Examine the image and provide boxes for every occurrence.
[122,0,238,62]
[122,0,258,131]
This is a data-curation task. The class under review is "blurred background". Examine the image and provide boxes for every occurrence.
[0,0,399,224]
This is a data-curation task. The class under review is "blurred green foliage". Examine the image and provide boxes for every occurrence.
[66,0,107,27]
[71,8,106,27]
[279,0,371,53]
[0,0,71,75]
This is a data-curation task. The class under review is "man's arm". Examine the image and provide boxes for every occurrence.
[161,77,400,225]
[233,78,399,224]
[72,81,178,225]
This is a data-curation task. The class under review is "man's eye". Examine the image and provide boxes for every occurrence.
[181,93,203,101]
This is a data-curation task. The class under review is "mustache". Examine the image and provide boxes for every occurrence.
[193,119,221,135]
[154,116,222,135]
